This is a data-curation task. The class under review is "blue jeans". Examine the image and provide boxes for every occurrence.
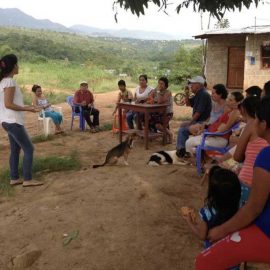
[2,122,34,181]
[176,122,191,150]
[176,121,204,150]
[42,111,62,125]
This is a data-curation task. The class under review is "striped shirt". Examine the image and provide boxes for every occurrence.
[239,137,269,186]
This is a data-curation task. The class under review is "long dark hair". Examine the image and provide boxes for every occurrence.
[205,166,241,227]
[0,54,18,80]
[263,81,270,97]
[256,96,270,129]
[241,96,260,118]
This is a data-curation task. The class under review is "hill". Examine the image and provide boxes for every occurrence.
[0,8,69,33]
[0,8,176,40]
[0,26,202,92]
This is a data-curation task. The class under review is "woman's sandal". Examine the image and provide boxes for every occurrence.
[55,130,64,135]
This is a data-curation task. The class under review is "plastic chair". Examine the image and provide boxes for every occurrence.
[37,106,63,137]
[112,113,128,133]
[66,96,85,131]
[195,122,240,176]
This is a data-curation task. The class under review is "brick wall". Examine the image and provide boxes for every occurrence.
[244,34,270,89]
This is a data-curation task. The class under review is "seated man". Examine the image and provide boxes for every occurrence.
[176,76,212,158]
[73,81,100,133]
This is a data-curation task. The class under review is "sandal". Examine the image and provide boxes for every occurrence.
[23,180,44,187]
[90,128,97,133]
[10,179,23,186]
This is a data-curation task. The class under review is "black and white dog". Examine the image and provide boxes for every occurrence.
[147,150,186,166]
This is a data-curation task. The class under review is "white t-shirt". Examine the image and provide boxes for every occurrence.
[0,77,24,125]
[135,86,153,102]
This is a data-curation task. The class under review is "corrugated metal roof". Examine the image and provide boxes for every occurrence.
[195,25,270,39]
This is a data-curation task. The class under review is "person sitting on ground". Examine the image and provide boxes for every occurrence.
[32,84,64,135]
[112,79,133,116]
[262,80,270,98]
[189,83,228,136]
[196,97,270,269]
[185,92,244,156]
[149,77,174,143]
[176,76,212,158]
[126,74,153,129]
[73,81,100,133]
[245,85,262,98]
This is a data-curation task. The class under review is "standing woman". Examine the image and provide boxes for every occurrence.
[126,74,153,129]
[0,54,43,187]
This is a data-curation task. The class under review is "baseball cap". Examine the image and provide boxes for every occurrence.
[80,81,88,85]
[188,76,205,85]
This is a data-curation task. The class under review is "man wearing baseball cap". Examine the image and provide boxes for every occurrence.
[176,76,212,158]
[73,81,100,132]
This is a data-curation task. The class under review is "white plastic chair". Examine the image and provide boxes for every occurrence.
[37,106,63,137]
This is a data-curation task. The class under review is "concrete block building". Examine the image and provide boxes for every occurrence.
[195,26,270,90]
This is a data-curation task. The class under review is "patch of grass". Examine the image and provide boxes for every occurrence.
[0,151,81,196]
[31,134,54,144]
[32,151,81,173]
[99,122,113,131]
[0,172,11,196]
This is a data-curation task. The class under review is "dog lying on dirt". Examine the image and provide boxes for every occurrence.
[147,150,186,166]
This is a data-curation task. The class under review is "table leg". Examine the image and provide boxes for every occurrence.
[136,112,141,130]
[118,106,123,143]
[162,109,166,145]
[144,111,149,149]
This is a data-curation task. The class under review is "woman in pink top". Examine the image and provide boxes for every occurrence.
[234,96,268,205]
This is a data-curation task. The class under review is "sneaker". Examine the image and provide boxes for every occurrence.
[10,179,23,186]
[23,180,44,187]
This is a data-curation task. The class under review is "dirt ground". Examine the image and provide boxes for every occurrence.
[0,91,269,270]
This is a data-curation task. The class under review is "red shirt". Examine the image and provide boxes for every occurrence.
[73,89,94,105]
[208,111,231,139]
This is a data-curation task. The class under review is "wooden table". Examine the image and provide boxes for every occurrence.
[117,102,168,149]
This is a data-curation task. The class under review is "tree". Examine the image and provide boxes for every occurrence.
[113,0,261,20]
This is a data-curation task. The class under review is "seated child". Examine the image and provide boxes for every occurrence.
[181,166,241,269]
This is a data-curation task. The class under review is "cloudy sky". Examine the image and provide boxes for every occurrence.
[1,0,270,38]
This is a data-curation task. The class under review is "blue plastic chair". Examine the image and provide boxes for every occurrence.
[195,122,240,176]
[66,96,86,131]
